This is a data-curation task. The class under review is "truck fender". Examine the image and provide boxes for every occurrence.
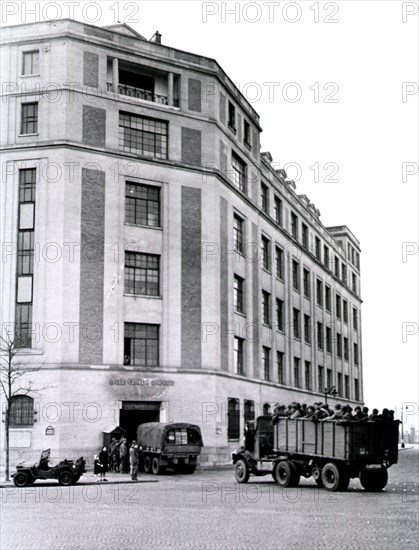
[233,450,256,468]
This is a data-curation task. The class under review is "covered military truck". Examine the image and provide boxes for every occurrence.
[137,422,203,474]
[232,416,400,491]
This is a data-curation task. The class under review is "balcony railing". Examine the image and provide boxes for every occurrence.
[107,82,179,107]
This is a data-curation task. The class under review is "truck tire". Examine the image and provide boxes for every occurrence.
[151,456,162,475]
[143,455,152,474]
[321,462,349,492]
[235,458,250,483]
[58,471,75,486]
[13,472,29,487]
[360,468,388,491]
[275,461,300,488]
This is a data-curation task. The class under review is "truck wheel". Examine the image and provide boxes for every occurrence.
[151,456,162,475]
[13,473,29,487]
[235,458,250,483]
[321,463,349,492]
[275,461,300,488]
[312,466,324,487]
[58,471,74,486]
[360,468,388,491]
[143,455,152,474]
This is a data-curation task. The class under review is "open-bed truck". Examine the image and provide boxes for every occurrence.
[232,415,400,491]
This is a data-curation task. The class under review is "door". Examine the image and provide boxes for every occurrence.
[119,403,161,444]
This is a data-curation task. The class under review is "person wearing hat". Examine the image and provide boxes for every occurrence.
[119,437,128,473]
[129,441,139,480]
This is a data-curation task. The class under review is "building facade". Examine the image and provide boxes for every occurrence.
[1,20,363,466]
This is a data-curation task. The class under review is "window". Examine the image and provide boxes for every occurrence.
[234,275,245,314]
[119,112,168,159]
[323,245,329,267]
[305,361,312,390]
[354,378,360,401]
[21,102,38,134]
[344,375,350,398]
[304,314,311,344]
[263,403,271,415]
[326,327,332,353]
[228,102,236,131]
[303,269,311,299]
[9,395,34,426]
[231,152,246,192]
[262,347,271,381]
[344,337,349,361]
[275,246,283,279]
[337,373,343,396]
[317,322,324,350]
[343,300,348,323]
[336,294,341,319]
[293,308,300,339]
[316,279,323,307]
[342,263,347,283]
[234,337,244,375]
[315,237,321,260]
[276,299,284,331]
[352,273,357,293]
[125,252,159,296]
[334,257,340,278]
[233,215,244,254]
[274,196,283,226]
[291,212,298,240]
[325,285,331,311]
[244,400,255,426]
[124,323,159,366]
[125,182,160,227]
[302,223,309,249]
[18,232,34,275]
[228,398,240,440]
[353,307,358,331]
[294,357,301,388]
[354,343,359,365]
[244,119,251,147]
[19,168,36,203]
[292,260,300,291]
[327,368,333,389]
[262,290,271,325]
[261,183,269,213]
[15,304,33,348]
[22,51,39,75]
[261,236,271,271]
[318,366,324,392]
[277,352,285,384]
[336,333,342,358]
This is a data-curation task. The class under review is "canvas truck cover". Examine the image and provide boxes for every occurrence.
[137,422,203,450]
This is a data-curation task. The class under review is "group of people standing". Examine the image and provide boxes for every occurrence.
[272,402,395,424]
[94,438,141,481]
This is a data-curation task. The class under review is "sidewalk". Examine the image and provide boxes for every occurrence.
[0,471,157,488]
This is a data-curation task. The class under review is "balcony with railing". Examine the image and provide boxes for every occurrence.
[106,82,179,107]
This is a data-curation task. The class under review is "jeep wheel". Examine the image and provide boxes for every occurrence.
[235,458,250,484]
[58,471,74,486]
[13,473,29,487]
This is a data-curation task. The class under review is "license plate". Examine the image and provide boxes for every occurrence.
[365,464,382,469]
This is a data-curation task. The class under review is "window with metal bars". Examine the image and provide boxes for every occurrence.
[9,395,34,426]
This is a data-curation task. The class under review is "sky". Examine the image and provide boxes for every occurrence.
[2,1,418,427]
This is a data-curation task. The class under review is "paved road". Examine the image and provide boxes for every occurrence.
[1,448,418,550]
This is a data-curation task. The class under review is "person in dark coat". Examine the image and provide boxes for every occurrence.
[98,446,109,481]
[93,454,102,481]
[119,438,128,473]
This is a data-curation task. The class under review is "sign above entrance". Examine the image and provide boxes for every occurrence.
[109,378,175,387]
[122,401,161,411]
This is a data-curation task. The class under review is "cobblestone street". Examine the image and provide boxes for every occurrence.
[1,447,418,550]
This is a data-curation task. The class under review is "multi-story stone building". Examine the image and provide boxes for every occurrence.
[0,20,363,466]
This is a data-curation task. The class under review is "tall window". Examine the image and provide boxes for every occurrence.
[277,352,285,384]
[231,152,246,192]
[354,378,360,401]
[228,102,236,130]
[354,343,359,365]
[294,357,301,388]
[353,307,358,331]
[342,263,347,283]
[316,279,323,307]
[22,51,39,75]
[233,215,244,254]
[9,396,34,426]
[325,286,331,311]
[125,182,160,227]
[124,323,159,366]
[327,368,332,389]
[304,314,311,344]
[315,237,321,260]
[344,375,350,398]
[337,372,343,396]
[261,183,269,213]
[334,257,340,278]
[234,275,245,314]
[303,268,311,299]
[262,346,271,381]
[336,333,342,358]
[352,273,357,293]
[15,304,32,349]
[323,245,329,267]
[274,196,283,226]
[293,308,300,339]
[292,260,300,291]
[275,246,283,279]
[302,223,309,249]
[344,337,349,361]
[228,398,240,440]
[305,361,312,390]
[262,290,271,325]
[119,112,168,159]
[234,337,244,375]
[336,294,342,319]
[21,103,38,134]
[343,300,348,323]
[318,366,324,392]
[326,327,332,353]
[276,298,284,331]
[317,322,324,350]
[244,119,251,147]
[244,400,255,426]
[261,236,270,271]
[291,212,298,240]
[125,252,159,296]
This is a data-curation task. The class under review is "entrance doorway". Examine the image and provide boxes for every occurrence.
[119,402,161,444]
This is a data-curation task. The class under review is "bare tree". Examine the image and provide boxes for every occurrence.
[0,332,48,481]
